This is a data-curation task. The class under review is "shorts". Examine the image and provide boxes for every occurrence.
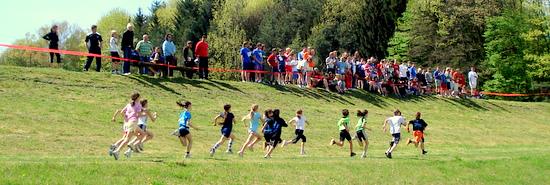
[242,62,254,70]
[255,63,264,71]
[391,133,401,144]
[285,66,292,72]
[279,66,286,74]
[178,127,190,137]
[356,130,367,142]
[339,130,352,142]
[123,121,139,133]
[221,127,232,138]
[264,133,279,147]
[248,129,258,135]
[413,130,425,143]
[272,67,280,73]
[470,82,477,89]
[138,124,147,132]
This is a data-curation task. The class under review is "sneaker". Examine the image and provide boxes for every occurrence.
[124,149,132,159]
[385,152,392,159]
[330,139,335,146]
[406,138,412,146]
[123,73,131,76]
[128,144,135,152]
[171,129,180,137]
[263,155,271,159]
[113,151,120,160]
[226,149,233,154]
[209,148,216,157]
[361,154,366,158]
[422,150,428,155]
[185,153,192,159]
[138,143,144,151]
[109,145,116,156]
[238,151,244,157]
[350,152,356,157]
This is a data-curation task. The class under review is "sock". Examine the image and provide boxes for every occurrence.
[228,140,234,151]
[213,143,220,150]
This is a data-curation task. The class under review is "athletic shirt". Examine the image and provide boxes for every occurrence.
[355,117,366,131]
[121,102,142,122]
[222,112,235,129]
[387,116,405,134]
[337,117,350,131]
[293,116,307,130]
[109,37,118,52]
[178,110,191,129]
[249,112,261,132]
[410,119,428,132]
[138,114,147,125]
[85,32,103,51]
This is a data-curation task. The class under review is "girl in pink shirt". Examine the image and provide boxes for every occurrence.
[109,92,147,160]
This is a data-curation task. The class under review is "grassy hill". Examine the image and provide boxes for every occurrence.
[0,65,549,185]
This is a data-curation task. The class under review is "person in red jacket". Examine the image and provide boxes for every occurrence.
[195,35,209,79]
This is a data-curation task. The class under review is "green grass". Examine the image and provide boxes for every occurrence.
[0,65,549,185]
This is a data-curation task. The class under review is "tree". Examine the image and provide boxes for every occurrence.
[133,8,148,40]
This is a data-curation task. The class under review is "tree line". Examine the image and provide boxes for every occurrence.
[1,0,548,95]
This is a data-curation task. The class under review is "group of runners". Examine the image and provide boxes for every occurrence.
[108,92,429,160]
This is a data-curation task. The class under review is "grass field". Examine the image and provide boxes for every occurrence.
[0,65,549,185]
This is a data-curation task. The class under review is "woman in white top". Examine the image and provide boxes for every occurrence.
[109,30,121,74]
[282,109,309,155]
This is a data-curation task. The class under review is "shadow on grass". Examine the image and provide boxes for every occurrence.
[125,75,245,96]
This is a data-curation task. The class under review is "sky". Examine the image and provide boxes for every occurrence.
[0,0,162,52]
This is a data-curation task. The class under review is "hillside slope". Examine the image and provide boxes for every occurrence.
[0,65,549,184]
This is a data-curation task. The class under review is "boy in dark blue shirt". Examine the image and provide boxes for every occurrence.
[406,112,428,155]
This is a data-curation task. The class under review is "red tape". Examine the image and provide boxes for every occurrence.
[480,92,550,97]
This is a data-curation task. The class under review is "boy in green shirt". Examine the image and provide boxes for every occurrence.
[330,109,356,157]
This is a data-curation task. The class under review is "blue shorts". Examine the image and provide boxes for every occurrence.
[242,62,254,70]
[255,63,263,70]
[221,127,232,138]
[272,67,279,73]
[279,66,286,73]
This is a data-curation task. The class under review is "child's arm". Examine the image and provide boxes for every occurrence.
[145,110,157,122]
[112,109,121,122]
[288,119,296,127]
[212,114,222,126]
[382,119,388,132]
[406,122,411,133]
[188,121,199,131]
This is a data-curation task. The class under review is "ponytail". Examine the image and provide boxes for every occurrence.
[177,101,191,109]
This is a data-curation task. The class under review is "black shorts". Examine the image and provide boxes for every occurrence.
[264,133,279,147]
[292,129,307,143]
[356,130,367,142]
[178,128,190,137]
[339,130,352,142]
[392,133,401,144]
[138,124,147,132]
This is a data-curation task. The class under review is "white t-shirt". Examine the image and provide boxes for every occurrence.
[468,71,478,84]
[387,116,405,134]
[109,37,118,52]
[292,116,307,130]
[399,64,408,78]
[138,115,147,126]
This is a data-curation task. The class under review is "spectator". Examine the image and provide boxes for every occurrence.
[310,68,330,91]
[150,47,163,74]
[84,25,103,72]
[325,51,337,74]
[252,43,264,83]
[121,23,134,75]
[183,41,195,79]
[42,25,61,63]
[240,42,252,82]
[109,30,121,74]
[135,34,153,75]
[409,63,417,80]
[163,33,177,77]
[468,67,478,97]
[399,62,408,82]
[195,35,209,79]
[267,48,279,84]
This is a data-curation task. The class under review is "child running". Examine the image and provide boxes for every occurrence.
[355,110,370,158]
[330,109,356,157]
[262,109,287,158]
[282,109,309,155]
[109,92,147,160]
[126,99,157,153]
[238,104,264,157]
[210,104,237,156]
[406,112,428,155]
[175,101,199,158]
[382,109,406,159]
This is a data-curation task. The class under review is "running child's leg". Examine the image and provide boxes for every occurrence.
[141,130,154,144]
[185,135,193,155]
[239,133,254,154]
[179,136,188,147]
